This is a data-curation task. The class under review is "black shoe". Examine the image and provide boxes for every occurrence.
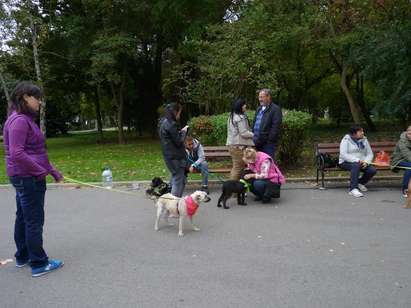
[201,186,209,194]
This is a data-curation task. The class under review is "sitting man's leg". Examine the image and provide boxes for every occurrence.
[197,161,209,193]
[339,161,362,196]
[359,165,377,187]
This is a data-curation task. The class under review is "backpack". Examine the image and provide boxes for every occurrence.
[318,153,339,168]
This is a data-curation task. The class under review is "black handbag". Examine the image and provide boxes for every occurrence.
[318,153,339,168]
[266,165,282,198]
[267,181,281,198]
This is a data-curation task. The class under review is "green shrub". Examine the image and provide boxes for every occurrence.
[189,109,312,165]
[278,110,312,165]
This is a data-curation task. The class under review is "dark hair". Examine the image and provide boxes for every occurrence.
[9,81,43,115]
[348,124,363,135]
[185,135,193,142]
[164,103,182,121]
[230,98,247,125]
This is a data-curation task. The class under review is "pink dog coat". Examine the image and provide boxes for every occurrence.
[185,196,199,217]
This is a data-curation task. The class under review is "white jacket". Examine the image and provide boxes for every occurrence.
[339,134,373,164]
[226,114,254,146]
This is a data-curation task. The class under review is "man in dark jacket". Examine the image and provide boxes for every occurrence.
[253,89,282,159]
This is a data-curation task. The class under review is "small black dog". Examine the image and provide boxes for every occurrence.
[217,170,253,209]
[146,177,171,199]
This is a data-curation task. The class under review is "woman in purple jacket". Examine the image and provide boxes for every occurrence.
[3,82,64,277]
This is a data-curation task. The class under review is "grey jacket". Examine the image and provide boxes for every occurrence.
[391,131,411,170]
[226,114,254,146]
[186,138,206,166]
[339,134,373,164]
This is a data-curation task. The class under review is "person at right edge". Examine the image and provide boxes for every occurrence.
[159,103,188,198]
[390,124,411,199]
[252,89,282,160]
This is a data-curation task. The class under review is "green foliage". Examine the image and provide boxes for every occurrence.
[278,110,312,165]
[352,16,411,120]
[189,109,312,165]
[1,0,411,135]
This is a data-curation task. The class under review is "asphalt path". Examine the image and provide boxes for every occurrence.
[1,184,410,308]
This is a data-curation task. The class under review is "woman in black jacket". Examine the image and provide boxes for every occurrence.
[159,103,188,197]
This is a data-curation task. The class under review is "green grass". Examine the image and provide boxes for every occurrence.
[0,131,170,184]
[0,122,405,184]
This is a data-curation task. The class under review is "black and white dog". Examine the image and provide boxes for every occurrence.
[217,169,254,209]
[145,177,171,200]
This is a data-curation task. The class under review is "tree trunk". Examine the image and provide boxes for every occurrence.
[94,86,104,140]
[355,74,376,131]
[30,16,46,135]
[0,69,10,107]
[110,80,125,145]
[118,75,125,145]
[340,63,362,124]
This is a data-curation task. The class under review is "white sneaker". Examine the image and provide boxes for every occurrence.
[358,184,368,192]
[402,189,408,198]
[349,188,364,197]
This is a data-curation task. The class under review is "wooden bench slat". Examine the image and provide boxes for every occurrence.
[206,152,231,158]
[209,168,231,173]
[203,146,228,152]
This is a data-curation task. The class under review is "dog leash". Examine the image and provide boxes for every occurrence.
[370,163,411,170]
[64,176,182,200]
[64,176,140,196]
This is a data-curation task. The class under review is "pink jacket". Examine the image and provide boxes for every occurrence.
[248,151,286,184]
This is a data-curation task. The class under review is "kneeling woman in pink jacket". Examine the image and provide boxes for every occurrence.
[242,148,285,203]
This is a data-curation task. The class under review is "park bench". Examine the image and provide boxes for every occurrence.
[203,146,231,174]
[315,141,397,188]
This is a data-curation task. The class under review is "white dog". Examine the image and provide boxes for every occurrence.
[154,190,211,237]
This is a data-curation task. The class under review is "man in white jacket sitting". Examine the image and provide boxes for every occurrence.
[339,124,377,197]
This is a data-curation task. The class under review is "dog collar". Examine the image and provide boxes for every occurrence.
[185,196,199,217]
[239,179,250,192]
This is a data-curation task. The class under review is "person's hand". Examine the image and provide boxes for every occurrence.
[189,166,195,173]
[244,174,254,180]
[56,177,64,183]
[360,160,368,168]
[181,125,189,132]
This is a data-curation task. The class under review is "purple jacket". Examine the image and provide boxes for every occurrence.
[3,111,62,181]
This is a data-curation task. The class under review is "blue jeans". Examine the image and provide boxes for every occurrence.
[193,162,209,187]
[339,162,377,191]
[165,159,187,197]
[397,161,411,191]
[9,176,48,269]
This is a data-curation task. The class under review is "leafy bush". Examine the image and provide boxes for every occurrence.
[189,109,311,165]
[278,110,312,165]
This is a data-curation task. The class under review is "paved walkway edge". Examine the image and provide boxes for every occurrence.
[0,175,402,189]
